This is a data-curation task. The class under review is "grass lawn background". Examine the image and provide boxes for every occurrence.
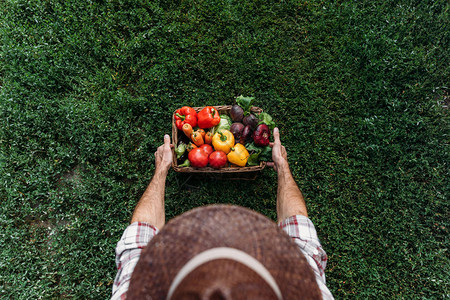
[0,0,448,298]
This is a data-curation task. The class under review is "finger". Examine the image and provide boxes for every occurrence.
[269,142,274,148]
[266,162,277,172]
[164,134,171,144]
[163,134,171,149]
[273,127,281,144]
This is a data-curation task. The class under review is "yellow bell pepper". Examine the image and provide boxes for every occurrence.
[227,143,250,167]
[212,130,235,154]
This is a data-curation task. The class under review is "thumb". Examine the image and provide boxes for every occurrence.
[164,134,171,148]
[273,127,281,144]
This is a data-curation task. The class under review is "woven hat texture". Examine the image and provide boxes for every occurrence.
[128,205,321,299]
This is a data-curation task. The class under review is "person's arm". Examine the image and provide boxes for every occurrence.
[269,128,308,222]
[130,134,173,228]
[112,135,174,299]
[271,129,334,299]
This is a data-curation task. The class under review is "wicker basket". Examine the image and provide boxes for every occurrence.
[171,105,266,176]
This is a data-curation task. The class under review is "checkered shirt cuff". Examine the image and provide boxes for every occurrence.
[111,222,159,300]
[279,215,333,299]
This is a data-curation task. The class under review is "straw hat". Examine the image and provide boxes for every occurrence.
[128,205,321,299]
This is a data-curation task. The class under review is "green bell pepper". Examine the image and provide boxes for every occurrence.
[175,142,186,159]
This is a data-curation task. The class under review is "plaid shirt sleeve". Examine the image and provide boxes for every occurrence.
[111,222,159,300]
[279,215,334,300]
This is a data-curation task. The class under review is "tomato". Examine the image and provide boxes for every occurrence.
[188,148,209,168]
[208,151,228,169]
[199,144,213,157]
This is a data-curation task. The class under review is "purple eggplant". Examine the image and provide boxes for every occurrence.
[243,113,258,129]
[230,105,244,122]
[240,125,253,145]
[230,122,245,141]
[253,124,270,146]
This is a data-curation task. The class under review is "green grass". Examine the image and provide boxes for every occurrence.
[1,0,448,298]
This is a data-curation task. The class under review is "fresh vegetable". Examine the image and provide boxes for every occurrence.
[177,151,188,164]
[246,142,272,161]
[190,131,204,146]
[209,151,228,169]
[227,143,250,167]
[199,144,213,156]
[212,130,235,154]
[230,104,244,122]
[243,113,259,129]
[230,122,245,141]
[182,123,194,138]
[204,131,213,144]
[188,148,209,168]
[175,142,186,159]
[246,142,272,163]
[258,112,276,130]
[247,152,261,166]
[236,95,254,114]
[179,159,191,167]
[214,114,232,133]
[174,98,276,168]
[253,124,270,146]
[174,106,198,130]
[259,146,273,161]
[186,142,197,152]
[197,106,220,129]
[240,125,253,145]
[197,128,206,138]
[178,132,191,145]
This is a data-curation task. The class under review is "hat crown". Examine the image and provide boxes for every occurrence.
[128,205,322,299]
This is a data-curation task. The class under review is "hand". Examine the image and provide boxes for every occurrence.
[155,134,174,174]
[267,128,288,172]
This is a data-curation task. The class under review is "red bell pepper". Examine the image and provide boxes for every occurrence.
[174,106,198,130]
[197,106,220,129]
